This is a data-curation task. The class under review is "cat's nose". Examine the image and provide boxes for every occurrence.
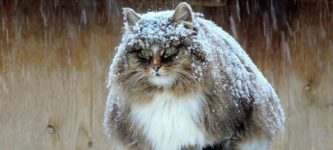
[152,64,161,71]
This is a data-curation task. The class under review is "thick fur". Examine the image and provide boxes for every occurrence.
[104,2,284,150]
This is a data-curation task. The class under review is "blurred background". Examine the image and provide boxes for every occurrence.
[0,0,332,149]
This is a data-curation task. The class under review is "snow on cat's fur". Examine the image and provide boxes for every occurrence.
[104,2,284,150]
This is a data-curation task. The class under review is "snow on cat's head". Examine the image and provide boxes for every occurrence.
[115,3,205,91]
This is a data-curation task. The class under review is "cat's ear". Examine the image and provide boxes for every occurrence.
[172,2,193,24]
[123,8,140,27]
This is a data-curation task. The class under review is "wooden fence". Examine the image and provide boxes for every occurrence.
[0,1,332,149]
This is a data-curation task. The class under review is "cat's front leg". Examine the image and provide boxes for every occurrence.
[232,134,271,150]
[108,133,133,150]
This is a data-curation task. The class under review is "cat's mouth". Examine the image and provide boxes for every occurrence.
[152,71,161,76]
[148,70,175,88]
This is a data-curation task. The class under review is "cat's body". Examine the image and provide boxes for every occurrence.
[104,3,284,150]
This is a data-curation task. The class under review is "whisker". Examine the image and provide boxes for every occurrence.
[175,69,198,84]
[174,72,194,92]
[123,70,145,89]
[129,73,145,89]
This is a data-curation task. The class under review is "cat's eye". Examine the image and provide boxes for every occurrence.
[164,47,178,58]
[138,49,151,59]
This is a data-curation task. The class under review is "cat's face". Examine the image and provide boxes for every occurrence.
[117,3,204,92]
[126,41,193,88]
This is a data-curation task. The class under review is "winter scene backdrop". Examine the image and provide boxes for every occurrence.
[0,0,332,149]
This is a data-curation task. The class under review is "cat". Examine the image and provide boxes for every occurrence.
[104,2,285,150]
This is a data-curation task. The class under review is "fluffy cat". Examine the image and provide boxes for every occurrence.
[104,2,284,150]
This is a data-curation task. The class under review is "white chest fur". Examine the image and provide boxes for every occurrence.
[130,92,207,150]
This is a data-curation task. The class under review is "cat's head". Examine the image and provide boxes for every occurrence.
[116,3,206,92]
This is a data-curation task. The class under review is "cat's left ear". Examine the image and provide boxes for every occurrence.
[123,8,141,28]
[172,3,196,33]
[173,3,193,24]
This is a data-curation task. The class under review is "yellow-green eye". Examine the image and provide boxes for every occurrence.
[164,47,178,57]
[138,49,151,59]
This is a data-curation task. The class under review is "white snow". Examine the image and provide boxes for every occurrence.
[105,6,285,143]
[104,86,121,138]
[126,10,194,48]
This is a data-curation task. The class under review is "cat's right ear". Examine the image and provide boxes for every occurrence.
[123,8,140,29]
